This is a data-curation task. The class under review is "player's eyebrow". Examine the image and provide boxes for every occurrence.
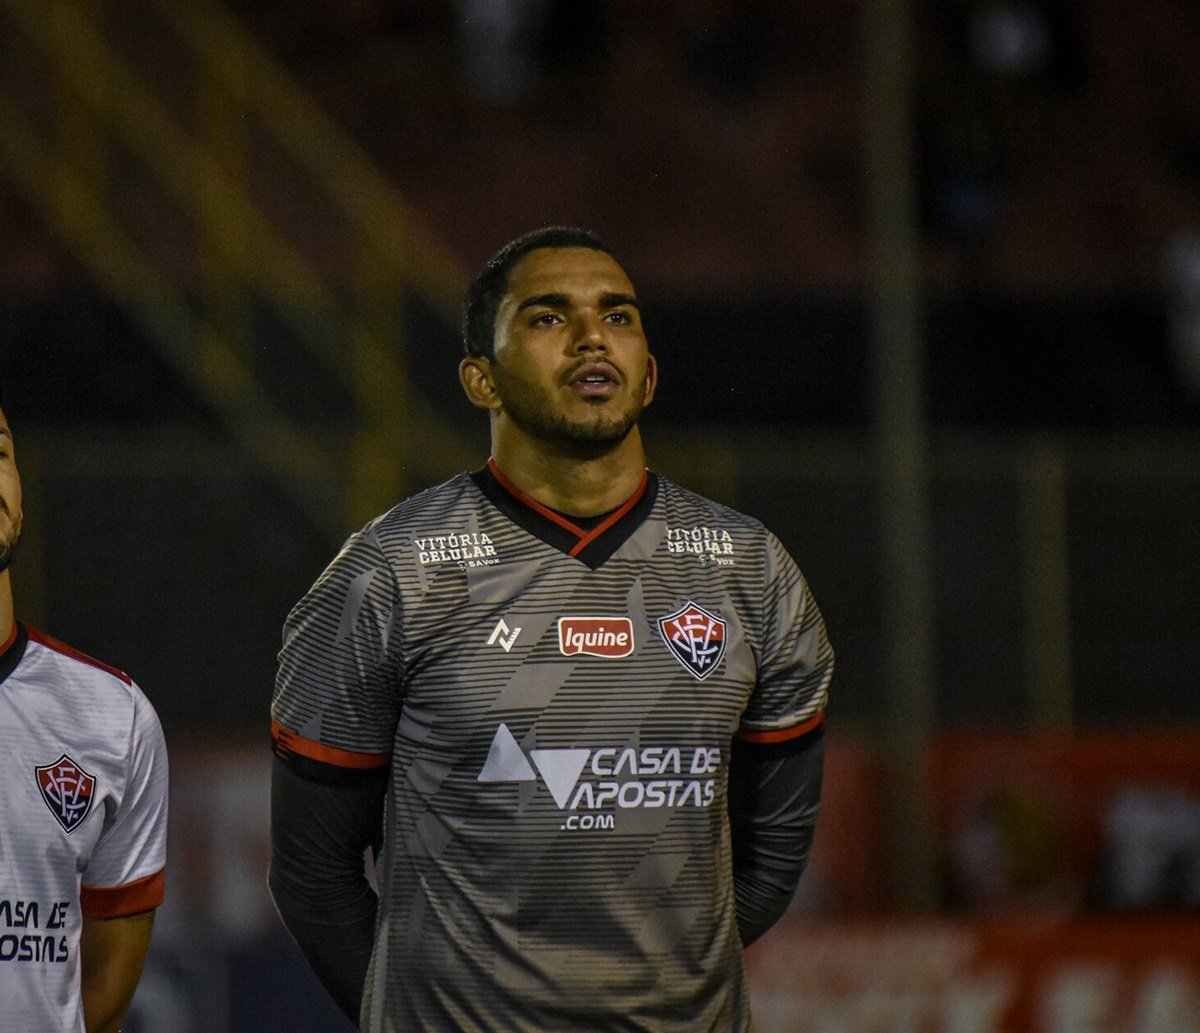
[599,292,640,310]
[516,291,640,312]
[516,292,570,313]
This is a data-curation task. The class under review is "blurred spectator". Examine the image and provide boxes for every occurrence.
[966,0,1086,91]
[453,0,546,105]
[948,782,1079,914]
[1164,230,1200,400]
[1098,785,1200,910]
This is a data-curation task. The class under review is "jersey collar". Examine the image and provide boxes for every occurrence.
[471,458,657,570]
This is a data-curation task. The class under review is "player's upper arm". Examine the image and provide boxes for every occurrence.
[273,527,403,761]
[738,531,832,743]
[83,685,168,916]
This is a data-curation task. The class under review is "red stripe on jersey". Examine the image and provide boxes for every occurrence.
[24,625,133,686]
[568,470,649,557]
[80,869,165,919]
[271,719,390,770]
[736,709,825,744]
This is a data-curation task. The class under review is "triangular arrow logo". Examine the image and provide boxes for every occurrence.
[530,749,591,808]
[477,724,536,782]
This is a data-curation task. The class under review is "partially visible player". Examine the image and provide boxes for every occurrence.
[0,391,169,1033]
[270,227,833,1031]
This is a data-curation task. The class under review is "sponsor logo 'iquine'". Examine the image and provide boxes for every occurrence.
[557,617,635,658]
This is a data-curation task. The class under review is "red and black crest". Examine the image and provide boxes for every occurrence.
[657,602,727,680]
[36,754,96,834]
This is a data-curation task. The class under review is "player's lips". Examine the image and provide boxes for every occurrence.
[567,362,621,397]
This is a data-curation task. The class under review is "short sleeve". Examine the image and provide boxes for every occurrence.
[737,532,833,743]
[272,526,402,776]
[80,686,169,918]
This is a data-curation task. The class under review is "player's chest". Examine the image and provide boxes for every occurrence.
[0,686,120,861]
[395,544,759,737]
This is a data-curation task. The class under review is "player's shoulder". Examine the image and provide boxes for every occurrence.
[23,623,134,689]
[655,474,769,535]
[19,623,160,728]
[322,472,479,570]
[364,471,480,539]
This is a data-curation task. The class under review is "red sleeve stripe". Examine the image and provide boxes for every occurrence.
[25,625,133,686]
[271,719,390,769]
[736,709,825,744]
[80,869,164,919]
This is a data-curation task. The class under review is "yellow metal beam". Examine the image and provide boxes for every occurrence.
[0,88,347,539]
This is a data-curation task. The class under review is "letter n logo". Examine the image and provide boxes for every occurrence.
[658,602,727,680]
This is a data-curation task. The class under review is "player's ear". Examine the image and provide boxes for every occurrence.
[642,353,658,407]
[459,356,501,411]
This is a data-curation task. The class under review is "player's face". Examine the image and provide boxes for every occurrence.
[0,408,23,573]
[485,247,657,455]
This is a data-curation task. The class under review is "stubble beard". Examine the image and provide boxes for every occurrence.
[494,369,648,460]
[0,521,20,574]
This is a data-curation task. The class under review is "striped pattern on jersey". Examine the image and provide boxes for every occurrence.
[273,471,833,1032]
[0,622,168,1033]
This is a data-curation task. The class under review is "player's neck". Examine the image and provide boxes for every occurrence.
[0,572,13,641]
[490,431,648,517]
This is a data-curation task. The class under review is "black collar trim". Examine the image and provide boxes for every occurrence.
[470,460,658,570]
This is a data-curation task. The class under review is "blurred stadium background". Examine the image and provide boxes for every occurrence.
[2,1,1199,1030]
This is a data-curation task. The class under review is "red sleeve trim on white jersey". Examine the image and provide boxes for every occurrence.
[80,869,165,919]
[24,624,133,686]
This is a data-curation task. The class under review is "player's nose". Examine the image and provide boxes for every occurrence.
[570,312,609,352]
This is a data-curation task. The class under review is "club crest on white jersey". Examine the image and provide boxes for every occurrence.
[35,754,96,834]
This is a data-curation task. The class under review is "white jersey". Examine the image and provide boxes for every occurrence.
[0,621,168,1032]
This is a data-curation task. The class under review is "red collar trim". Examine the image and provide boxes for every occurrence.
[486,457,650,558]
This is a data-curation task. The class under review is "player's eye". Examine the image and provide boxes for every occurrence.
[603,310,632,324]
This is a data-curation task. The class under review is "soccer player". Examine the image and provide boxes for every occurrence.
[270,227,833,1031]
[0,393,169,1033]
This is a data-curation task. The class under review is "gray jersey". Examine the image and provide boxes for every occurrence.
[273,471,832,1031]
[0,623,168,1032]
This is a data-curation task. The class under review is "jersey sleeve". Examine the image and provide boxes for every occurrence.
[80,685,169,918]
[737,531,833,743]
[272,525,402,780]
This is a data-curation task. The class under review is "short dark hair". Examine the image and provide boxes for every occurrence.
[462,226,618,359]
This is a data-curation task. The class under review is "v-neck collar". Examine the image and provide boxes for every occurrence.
[470,458,657,570]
